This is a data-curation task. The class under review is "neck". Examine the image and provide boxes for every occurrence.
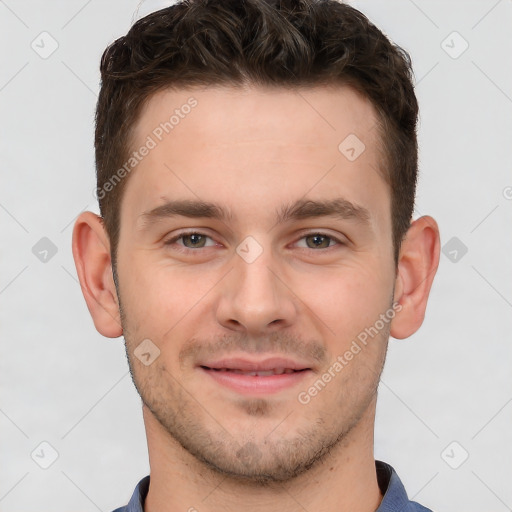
[143,397,383,512]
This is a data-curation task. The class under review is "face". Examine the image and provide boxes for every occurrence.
[115,84,397,483]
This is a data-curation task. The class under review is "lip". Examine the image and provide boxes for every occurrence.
[197,356,313,395]
[198,356,312,372]
[199,366,312,395]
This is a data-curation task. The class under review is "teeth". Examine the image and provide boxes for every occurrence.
[212,368,297,376]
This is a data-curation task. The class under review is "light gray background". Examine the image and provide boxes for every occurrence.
[1,0,511,510]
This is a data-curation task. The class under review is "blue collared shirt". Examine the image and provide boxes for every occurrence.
[112,460,433,512]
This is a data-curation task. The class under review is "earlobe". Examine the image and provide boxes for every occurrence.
[390,215,440,339]
[71,211,123,338]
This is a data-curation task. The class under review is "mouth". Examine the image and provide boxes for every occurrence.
[201,366,308,376]
[197,357,313,395]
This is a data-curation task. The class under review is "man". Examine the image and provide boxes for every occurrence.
[72,0,440,510]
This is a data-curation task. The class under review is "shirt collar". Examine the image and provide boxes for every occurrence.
[118,460,430,512]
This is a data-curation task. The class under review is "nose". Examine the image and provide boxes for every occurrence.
[215,245,298,336]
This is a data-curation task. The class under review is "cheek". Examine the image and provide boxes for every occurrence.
[305,259,394,342]
[118,255,220,337]
[118,243,394,347]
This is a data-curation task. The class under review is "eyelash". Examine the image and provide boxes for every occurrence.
[163,230,345,254]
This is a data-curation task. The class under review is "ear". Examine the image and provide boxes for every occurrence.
[71,211,123,338]
[390,215,440,339]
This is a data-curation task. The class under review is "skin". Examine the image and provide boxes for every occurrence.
[72,84,440,512]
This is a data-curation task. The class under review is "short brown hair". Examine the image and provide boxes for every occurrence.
[95,0,418,266]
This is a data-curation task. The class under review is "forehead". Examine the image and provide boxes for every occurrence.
[134,83,381,152]
[122,84,389,232]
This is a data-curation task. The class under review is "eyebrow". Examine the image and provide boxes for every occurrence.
[138,197,371,230]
